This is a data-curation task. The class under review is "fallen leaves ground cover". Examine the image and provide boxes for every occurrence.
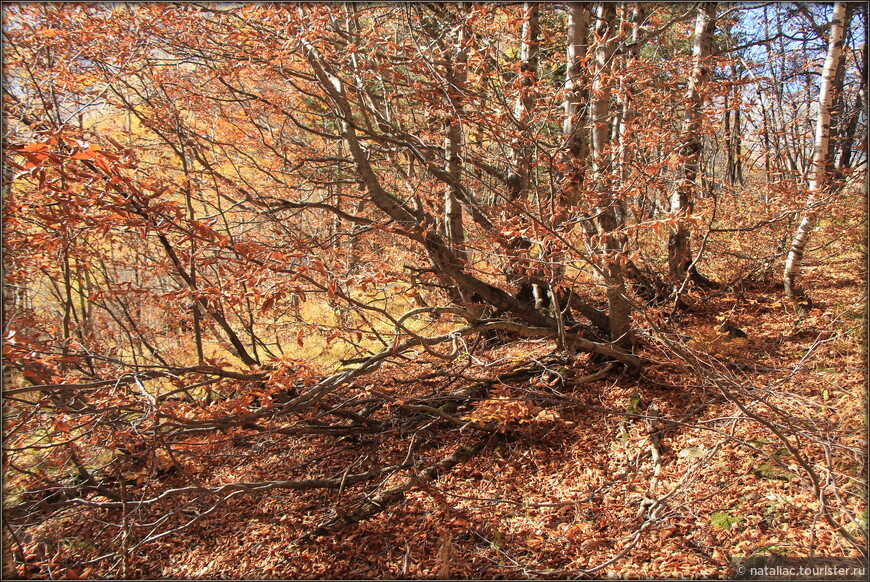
[7,251,866,580]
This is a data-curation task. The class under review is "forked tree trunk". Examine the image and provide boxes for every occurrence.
[782,2,847,302]
[668,2,716,284]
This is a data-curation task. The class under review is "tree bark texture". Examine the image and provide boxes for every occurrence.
[588,3,632,346]
[508,2,539,202]
[668,2,716,283]
[782,1,848,300]
[561,2,590,206]
[444,19,471,303]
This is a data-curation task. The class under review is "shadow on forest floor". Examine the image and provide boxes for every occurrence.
[9,260,867,580]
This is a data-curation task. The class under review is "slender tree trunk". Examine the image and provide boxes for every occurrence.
[733,102,743,185]
[179,137,205,365]
[724,62,744,186]
[590,3,615,180]
[834,80,864,173]
[443,16,471,303]
[783,1,848,303]
[60,240,76,372]
[826,5,855,188]
[505,3,546,310]
[561,2,590,207]
[614,3,643,194]
[668,2,716,284]
[508,2,539,202]
[589,3,632,346]
[74,258,96,376]
[725,106,733,183]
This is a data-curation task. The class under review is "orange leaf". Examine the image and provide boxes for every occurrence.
[22,142,49,153]
[71,149,98,160]
[94,157,111,173]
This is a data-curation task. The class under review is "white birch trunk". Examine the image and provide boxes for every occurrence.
[783,1,847,300]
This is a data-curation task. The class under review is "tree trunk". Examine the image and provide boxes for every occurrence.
[561,2,590,207]
[505,3,547,310]
[834,80,864,174]
[725,62,744,186]
[783,1,848,303]
[589,3,632,346]
[179,132,205,365]
[443,15,471,304]
[826,4,856,189]
[508,2,539,202]
[302,37,557,329]
[590,3,615,180]
[668,2,716,284]
[614,3,643,192]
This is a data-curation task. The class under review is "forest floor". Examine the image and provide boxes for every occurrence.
[12,254,867,580]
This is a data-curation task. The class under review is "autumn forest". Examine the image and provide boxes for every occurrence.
[1,2,867,579]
